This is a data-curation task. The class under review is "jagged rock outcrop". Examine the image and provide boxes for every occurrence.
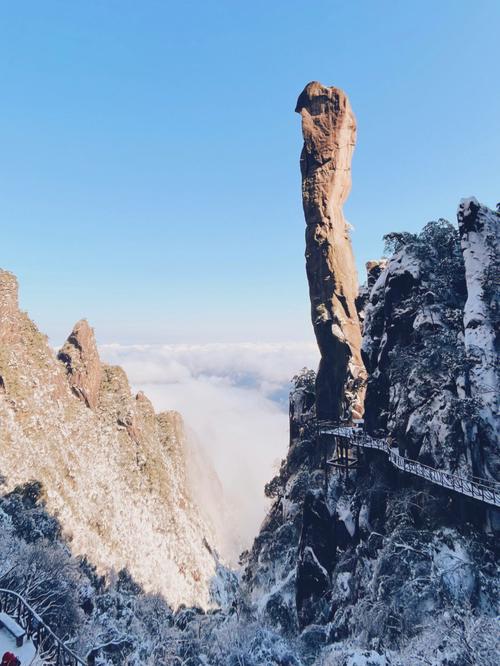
[0,269,219,607]
[362,224,462,470]
[58,319,102,409]
[240,88,500,663]
[458,199,500,531]
[241,124,499,663]
[356,259,388,327]
[296,490,336,628]
[243,363,499,664]
[296,81,365,420]
[361,206,499,491]
[241,369,324,638]
[457,199,499,484]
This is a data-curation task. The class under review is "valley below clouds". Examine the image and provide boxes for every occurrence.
[99,341,319,556]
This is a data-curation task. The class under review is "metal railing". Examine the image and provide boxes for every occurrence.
[317,423,500,508]
[0,588,85,665]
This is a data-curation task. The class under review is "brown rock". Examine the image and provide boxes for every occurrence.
[58,319,102,410]
[295,82,365,420]
[0,270,19,316]
[0,271,219,606]
[0,271,21,344]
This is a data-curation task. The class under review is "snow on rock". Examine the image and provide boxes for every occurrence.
[457,198,500,492]
[318,643,393,665]
[362,202,499,499]
[335,571,352,602]
[335,496,356,537]
[432,533,475,603]
[242,202,498,666]
[0,269,220,608]
[362,219,471,475]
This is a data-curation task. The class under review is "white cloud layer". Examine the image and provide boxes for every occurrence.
[99,342,319,557]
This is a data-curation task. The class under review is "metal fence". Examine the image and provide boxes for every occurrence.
[0,588,86,665]
[317,423,500,508]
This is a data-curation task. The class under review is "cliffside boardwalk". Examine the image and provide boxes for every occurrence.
[318,423,500,508]
[0,589,85,666]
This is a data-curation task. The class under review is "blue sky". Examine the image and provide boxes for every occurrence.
[1,0,498,345]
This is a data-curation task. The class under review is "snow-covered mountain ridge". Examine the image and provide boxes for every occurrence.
[0,270,220,608]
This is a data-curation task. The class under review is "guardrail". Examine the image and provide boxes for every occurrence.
[317,423,500,508]
[0,588,86,665]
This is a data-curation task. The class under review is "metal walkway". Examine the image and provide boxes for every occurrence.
[0,588,85,665]
[317,423,500,508]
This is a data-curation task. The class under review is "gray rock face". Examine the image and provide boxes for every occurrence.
[362,205,499,493]
[242,201,499,664]
[362,223,467,473]
[458,199,500,531]
[241,370,320,637]
[239,85,500,663]
[242,369,498,665]
[457,199,500,485]
[296,82,365,421]
[296,490,336,629]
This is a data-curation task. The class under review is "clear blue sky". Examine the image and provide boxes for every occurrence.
[1,1,498,344]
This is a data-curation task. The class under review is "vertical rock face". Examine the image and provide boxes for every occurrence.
[457,198,500,495]
[295,82,364,420]
[240,90,499,662]
[356,259,388,329]
[362,204,499,491]
[0,271,24,347]
[241,370,325,637]
[243,208,499,663]
[295,490,336,629]
[361,221,471,471]
[58,319,102,410]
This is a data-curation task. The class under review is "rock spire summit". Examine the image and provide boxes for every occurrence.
[296,81,365,420]
[58,319,102,410]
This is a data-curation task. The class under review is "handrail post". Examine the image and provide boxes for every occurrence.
[0,588,86,665]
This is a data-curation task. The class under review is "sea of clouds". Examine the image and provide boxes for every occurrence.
[99,342,319,556]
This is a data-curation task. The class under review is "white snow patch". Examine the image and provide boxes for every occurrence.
[336,496,356,537]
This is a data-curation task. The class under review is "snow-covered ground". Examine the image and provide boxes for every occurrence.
[0,628,36,665]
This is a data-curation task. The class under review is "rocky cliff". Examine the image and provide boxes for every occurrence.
[296,81,365,421]
[240,206,499,665]
[0,83,498,665]
[238,86,499,664]
[362,203,499,504]
[458,199,500,513]
[0,270,219,608]
[362,219,470,473]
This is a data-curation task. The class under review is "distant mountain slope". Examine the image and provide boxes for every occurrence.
[0,270,218,607]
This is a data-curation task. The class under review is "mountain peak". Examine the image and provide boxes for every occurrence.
[58,318,102,410]
[0,269,19,319]
[295,82,364,420]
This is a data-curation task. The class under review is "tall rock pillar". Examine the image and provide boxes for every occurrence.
[457,198,499,528]
[296,81,364,420]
